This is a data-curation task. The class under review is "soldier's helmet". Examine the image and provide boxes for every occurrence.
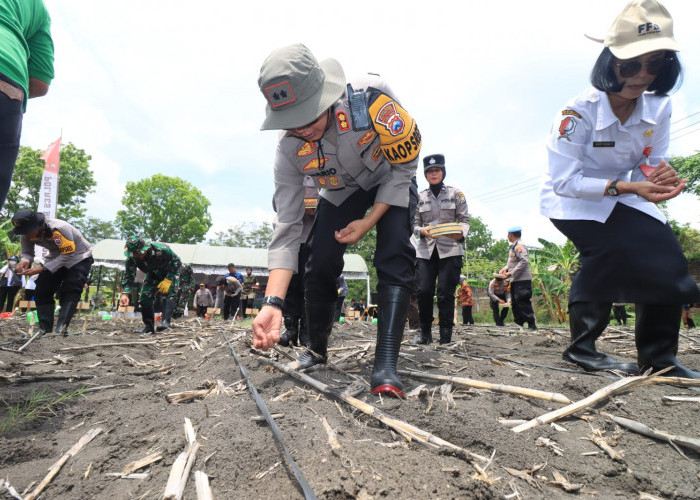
[124,236,151,256]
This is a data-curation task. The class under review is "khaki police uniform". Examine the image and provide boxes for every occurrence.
[414,184,469,330]
[20,217,93,308]
[505,239,536,328]
[269,74,421,304]
[488,278,511,326]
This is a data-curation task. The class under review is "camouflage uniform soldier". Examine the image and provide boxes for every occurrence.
[119,236,182,334]
[174,264,195,318]
[241,267,258,318]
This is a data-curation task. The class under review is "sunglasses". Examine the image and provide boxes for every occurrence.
[615,56,673,79]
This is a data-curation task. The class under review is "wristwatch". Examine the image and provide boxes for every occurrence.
[261,295,285,310]
[606,180,619,196]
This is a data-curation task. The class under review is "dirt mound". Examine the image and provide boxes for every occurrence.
[1,314,699,499]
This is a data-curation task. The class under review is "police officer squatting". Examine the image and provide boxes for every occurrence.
[252,43,422,398]
[10,209,93,336]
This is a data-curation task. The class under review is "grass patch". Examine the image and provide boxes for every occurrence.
[0,386,86,435]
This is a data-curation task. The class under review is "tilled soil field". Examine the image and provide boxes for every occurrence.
[1,313,699,499]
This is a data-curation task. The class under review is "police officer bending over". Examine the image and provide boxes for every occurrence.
[252,44,421,398]
[119,236,182,334]
[413,154,469,344]
[11,209,93,335]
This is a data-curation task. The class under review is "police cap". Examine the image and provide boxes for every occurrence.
[10,209,45,236]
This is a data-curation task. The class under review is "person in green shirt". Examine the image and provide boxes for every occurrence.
[0,0,54,210]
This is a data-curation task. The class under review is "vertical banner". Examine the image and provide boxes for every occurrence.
[36,138,61,259]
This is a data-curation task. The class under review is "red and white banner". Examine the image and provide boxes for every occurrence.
[38,138,61,219]
[36,137,61,259]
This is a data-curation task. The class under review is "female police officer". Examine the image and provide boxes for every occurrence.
[252,44,421,398]
[540,0,699,377]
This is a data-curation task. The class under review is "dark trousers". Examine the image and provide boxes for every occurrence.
[223,294,240,320]
[335,296,345,322]
[34,256,93,307]
[490,296,509,326]
[417,251,463,328]
[511,280,536,327]
[306,188,415,304]
[196,305,207,317]
[0,285,20,312]
[0,73,23,211]
[285,244,310,319]
[461,305,474,325]
[241,297,252,318]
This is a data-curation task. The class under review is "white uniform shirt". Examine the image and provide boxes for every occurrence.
[540,88,670,224]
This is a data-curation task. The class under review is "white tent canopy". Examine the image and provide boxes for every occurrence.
[91,239,370,281]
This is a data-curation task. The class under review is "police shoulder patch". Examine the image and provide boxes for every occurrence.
[562,109,582,119]
[368,93,421,164]
[52,230,76,255]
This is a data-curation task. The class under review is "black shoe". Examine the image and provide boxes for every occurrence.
[156,299,175,331]
[370,286,410,398]
[55,301,78,336]
[137,304,155,334]
[636,304,699,379]
[438,326,453,345]
[36,303,55,335]
[412,323,432,344]
[286,301,335,370]
[278,316,299,347]
[563,302,637,373]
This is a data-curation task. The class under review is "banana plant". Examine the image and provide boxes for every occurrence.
[0,218,21,259]
[531,238,581,323]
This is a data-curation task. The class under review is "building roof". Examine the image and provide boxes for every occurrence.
[91,239,369,279]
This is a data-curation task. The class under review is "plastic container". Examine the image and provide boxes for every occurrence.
[101,314,112,320]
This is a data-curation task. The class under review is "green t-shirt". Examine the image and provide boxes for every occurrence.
[0,0,54,111]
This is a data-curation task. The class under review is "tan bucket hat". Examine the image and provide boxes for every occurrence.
[602,0,680,59]
[258,44,346,131]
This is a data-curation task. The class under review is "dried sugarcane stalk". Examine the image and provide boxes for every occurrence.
[123,452,163,475]
[611,415,700,454]
[17,331,42,352]
[321,416,341,451]
[587,433,624,462]
[399,369,572,404]
[166,386,216,404]
[263,357,490,466]
[25,427,102,500]
[194,471,213,500]
[163,418,200,500]
[512,369,672,433]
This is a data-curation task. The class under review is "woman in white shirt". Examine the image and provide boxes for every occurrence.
[540,0,699,378]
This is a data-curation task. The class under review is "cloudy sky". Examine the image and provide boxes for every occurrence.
[21,0,700,246]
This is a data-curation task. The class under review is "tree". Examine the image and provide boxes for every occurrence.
[116,174,212,243]
[209,222,273,248]
[670,220,700,262]
[2,143,96,220]
[671,152,700,197]
[72,217,120,244]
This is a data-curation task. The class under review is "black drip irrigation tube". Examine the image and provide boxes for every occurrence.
[223,334,317,500]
